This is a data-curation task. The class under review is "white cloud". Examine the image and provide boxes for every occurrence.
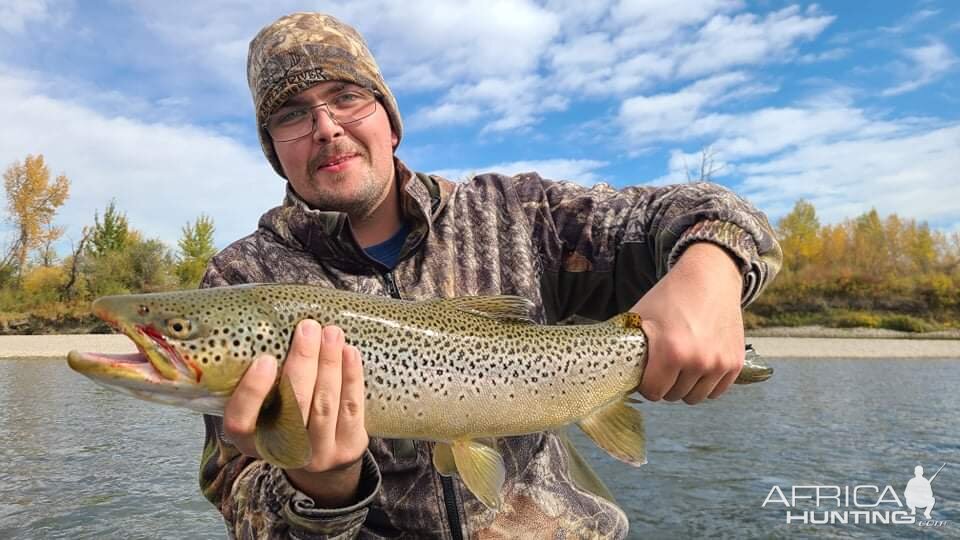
[883,41,957,96]
[0,71,280,251]
[618,72,749,141]
[879,8,939,34]
[0,0,50,33]
[611,0,742,48]
[351,0,560,91]
[410,76,568,133]
[798,47,851,64]
[431,159,608,185]
[675,6,834,78]
[738,124,960,228]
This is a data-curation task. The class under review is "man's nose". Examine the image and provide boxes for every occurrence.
[312,106,344,142]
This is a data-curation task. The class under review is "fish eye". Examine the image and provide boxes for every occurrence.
[165,318,195,339]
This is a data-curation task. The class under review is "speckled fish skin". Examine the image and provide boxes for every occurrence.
[68,282,773,508]
[67,283,651,439]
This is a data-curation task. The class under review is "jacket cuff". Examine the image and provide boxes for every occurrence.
[669,220,764,306]
[280,449,382,539]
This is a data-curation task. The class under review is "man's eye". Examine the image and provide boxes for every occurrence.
[274,109,307,125]
[333,92,362,107]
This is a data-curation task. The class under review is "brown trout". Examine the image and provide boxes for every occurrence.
[67,283,772,508]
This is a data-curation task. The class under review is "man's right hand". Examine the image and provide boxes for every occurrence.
[223,320,369,507]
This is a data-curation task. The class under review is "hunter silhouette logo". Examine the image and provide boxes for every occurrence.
[762,462,949,527]
[904,464,945,520]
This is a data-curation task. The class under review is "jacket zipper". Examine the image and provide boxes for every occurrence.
[380,271,464,540]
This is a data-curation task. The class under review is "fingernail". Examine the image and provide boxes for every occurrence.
[323,325,342,343]
[298,319,319,338]
[253,355,275,372]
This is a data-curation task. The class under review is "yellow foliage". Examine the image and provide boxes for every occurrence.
[21,266,67,305]
[3,154,70,276]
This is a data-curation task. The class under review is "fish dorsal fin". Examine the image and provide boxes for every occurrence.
[441,295,535,323]
[432,442,457,477]
[577,397,647,467]
[606,312,644,329]
[255,373,311,469]
[451,439,506,509]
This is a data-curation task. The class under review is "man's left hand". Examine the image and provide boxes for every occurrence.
[632,242,745,404]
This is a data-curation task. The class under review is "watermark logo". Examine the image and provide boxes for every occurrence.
[762,463,948,528]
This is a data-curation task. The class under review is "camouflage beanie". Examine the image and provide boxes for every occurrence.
[247,12,403,178]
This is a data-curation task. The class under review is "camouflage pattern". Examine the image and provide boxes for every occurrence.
[198,157,782,538]
[247,13,403,178]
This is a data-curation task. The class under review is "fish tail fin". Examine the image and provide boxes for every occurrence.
[577,397,647,466]
[255,373,311,469]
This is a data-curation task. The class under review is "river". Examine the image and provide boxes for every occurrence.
[0,357,957,539]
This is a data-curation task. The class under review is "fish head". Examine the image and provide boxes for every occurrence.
[67,285,287,413]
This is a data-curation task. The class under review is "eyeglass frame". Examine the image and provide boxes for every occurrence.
[262,87,381,143]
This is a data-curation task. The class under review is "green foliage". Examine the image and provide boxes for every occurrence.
[831,311,881,329]
[878,314,935,333]
[83,233,176,296]
[177,215,216,287]
[87,200,129,258]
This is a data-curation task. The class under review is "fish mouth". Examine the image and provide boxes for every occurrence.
[67,314,201,386]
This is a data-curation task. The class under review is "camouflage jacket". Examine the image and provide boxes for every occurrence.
[199,158,782,539]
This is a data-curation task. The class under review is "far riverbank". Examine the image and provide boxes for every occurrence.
[0,332,956,359]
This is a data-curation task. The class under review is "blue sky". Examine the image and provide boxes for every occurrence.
[1,0,958,252]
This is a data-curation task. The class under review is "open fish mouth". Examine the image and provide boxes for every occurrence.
[67,313,200,385]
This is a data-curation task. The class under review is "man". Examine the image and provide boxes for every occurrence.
[199,12,782,539]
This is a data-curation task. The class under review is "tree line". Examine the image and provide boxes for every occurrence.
[746,200,960,332]
[1,154,216,332]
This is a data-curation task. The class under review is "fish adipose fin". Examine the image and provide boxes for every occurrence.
[432,442,457,476]
[451,439,507,509]
[441,296,535,323]
[607,312,643,329]
[255,373,311,469]
[577,398,647,466]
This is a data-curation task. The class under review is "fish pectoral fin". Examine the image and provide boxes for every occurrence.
[577,397,647,466]
[441,296,535,323]
[432,442,457,477]
[451,439,507,510]
[254,373,311,469]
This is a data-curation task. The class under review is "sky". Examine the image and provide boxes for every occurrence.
[1,0,958,254]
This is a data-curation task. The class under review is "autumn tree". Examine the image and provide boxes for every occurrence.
[2,154,70,282]
[777,199,821,273]
[177,215,216,287]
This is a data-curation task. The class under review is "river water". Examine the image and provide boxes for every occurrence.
[0,357,957,539]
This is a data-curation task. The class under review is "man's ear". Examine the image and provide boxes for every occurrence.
[391,131,399,148]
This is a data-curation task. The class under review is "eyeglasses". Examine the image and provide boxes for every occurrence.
[264,88,378,142]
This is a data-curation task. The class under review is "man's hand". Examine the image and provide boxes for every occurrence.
[223,320,369,507]
[632,242,745,404]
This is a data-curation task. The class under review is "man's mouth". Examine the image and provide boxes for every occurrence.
[316,153,359,171]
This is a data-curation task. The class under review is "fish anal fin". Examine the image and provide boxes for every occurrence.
[255,373,311,469]
[441,296,535,323]
[432,442,457,477]
[577,398,646,466]
[451,439,506,509]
